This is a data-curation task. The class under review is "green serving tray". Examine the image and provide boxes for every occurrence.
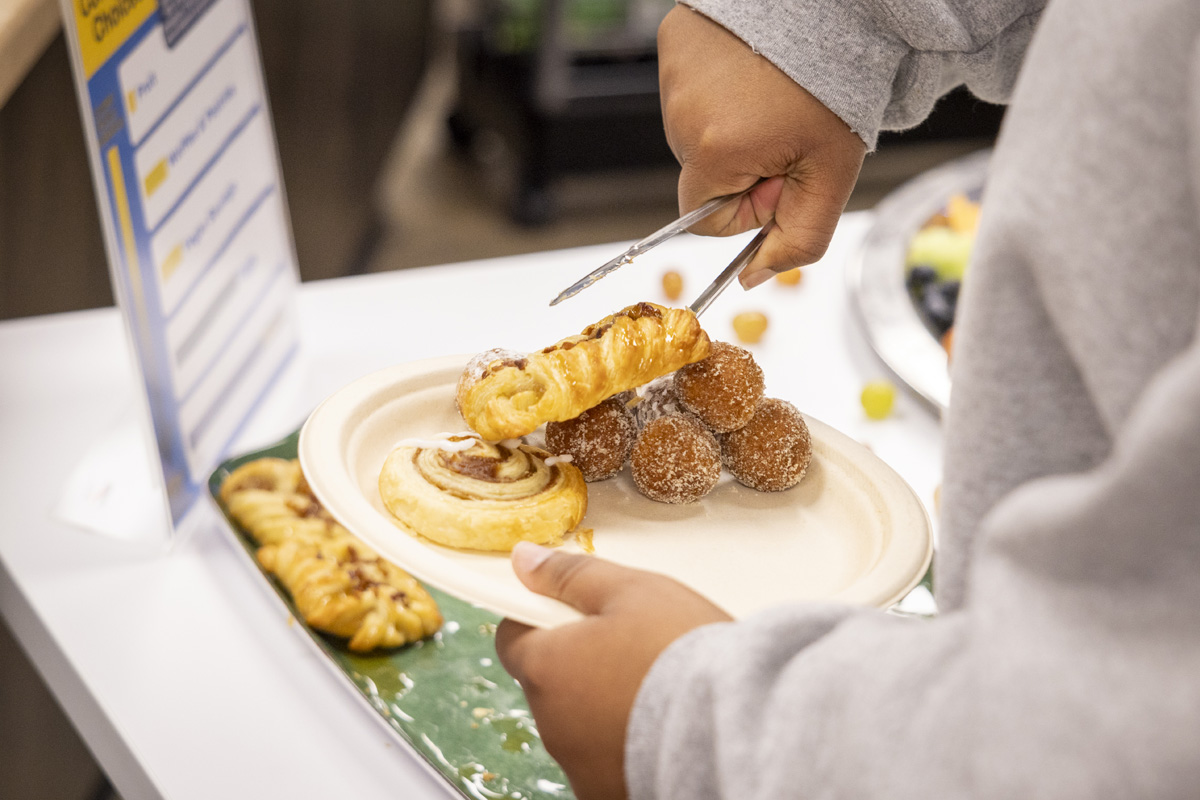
[208,431,574,800]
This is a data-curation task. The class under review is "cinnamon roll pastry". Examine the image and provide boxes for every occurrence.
[456,302,711,441]
[378,435,587,552]
[256,537,443,652]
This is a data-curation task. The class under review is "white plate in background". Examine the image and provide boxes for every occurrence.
[847,148,991,414]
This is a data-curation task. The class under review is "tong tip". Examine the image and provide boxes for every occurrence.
[549,286,581,306]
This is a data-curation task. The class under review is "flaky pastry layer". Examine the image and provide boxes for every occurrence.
[219,457,442,651]
[379,437,587,552]
[257,537,442,652]
[456,302,711,441]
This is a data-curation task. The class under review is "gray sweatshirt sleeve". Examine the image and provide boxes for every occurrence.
[626,334,1200,797]
[682,0,1045,147]
[625,3,1200,798]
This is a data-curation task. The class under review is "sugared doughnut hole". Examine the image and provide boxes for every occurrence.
[674,341,765,433]
[721,398,812,492]
[629,376,683,432]
[631,414,721,504]
[545,397,636,481]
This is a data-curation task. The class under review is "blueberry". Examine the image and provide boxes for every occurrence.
[941,279,961,305]
[922,280,960,335]
[906,265,938,299]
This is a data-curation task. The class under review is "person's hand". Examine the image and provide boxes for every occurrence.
[494,542,733,800]
[658,6,867,287]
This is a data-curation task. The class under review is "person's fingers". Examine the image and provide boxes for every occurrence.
[747,176,785,225]
[708,175,785,233]
[677,160,855,287]
[672,176,784,243]
[659,0,866,280]
[493,616,539,684]
[736,179,846,286]
[510,542,644,616]
[675,161,766,237]
[742,146,865,285]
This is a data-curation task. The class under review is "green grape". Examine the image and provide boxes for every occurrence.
[861,380,897,420]
[905,227,974,282]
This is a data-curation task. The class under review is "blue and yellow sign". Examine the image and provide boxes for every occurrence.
[60,0,300,528]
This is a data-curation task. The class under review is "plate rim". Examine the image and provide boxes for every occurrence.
[846,147,992,414]
[299,354,933,628]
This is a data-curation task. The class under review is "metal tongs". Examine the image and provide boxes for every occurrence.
[549,185,776,316]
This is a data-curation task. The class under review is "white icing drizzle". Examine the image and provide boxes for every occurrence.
[393,432,533,454]
[395,432,479,452]
[464,348,524,383]
[544,454,575,467]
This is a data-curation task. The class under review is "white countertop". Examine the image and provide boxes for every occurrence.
[0,210,943,799]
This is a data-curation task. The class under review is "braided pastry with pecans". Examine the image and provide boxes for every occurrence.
[219,458,442,651]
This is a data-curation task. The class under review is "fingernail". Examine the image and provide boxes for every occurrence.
[740,269,772,290]
[512,541,554,574]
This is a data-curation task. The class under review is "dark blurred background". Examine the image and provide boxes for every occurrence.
[0,0,1001,321]
[0,5,998,792]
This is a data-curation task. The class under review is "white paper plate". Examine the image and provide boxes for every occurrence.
[299,355,932,628]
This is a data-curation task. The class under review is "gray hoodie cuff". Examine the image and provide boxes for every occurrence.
[681,0,908,149]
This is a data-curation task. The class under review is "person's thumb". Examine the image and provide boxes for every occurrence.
[511,541,639,616]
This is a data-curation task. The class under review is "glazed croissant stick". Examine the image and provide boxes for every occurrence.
[457,302,711,441]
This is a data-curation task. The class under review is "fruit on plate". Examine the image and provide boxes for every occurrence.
[906,266,960,338]
[905,193,980,348]
[905,225,973,282]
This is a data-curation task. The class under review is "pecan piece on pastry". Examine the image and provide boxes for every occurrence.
[256,537,443,652]
[220,457,442,651]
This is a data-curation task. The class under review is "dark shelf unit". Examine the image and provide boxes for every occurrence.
[448,2,1005,225]
[448,1,673,225]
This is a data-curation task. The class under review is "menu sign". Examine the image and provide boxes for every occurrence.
[61,0,299,530]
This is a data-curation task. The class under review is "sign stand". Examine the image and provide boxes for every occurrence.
[55,409,175,545]
[58,0,302,546]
